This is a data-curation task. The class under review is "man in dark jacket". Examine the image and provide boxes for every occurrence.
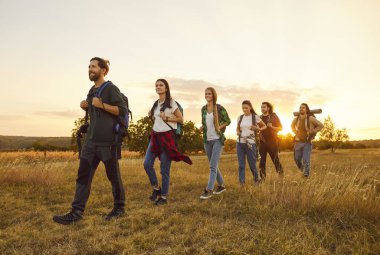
[53,57,127,224]
[259,102,284,179]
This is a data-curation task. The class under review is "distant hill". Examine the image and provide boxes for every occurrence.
[1,135,379,152]
[350,139,380,148]
[0,135,72,151]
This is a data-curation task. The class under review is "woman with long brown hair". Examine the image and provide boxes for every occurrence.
[143,79,192,205]
[236,100,267,185]
[199,87,231,199]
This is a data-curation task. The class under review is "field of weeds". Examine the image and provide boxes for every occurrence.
[0,149,379,254]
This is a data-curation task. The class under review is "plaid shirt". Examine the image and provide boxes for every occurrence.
[201,104,231,145]
[150,131,192,165]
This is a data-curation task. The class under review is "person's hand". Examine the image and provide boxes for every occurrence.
[80,100,88,110]
[309,129,316,135]
[267,123,273,129]
[92,97,104,109]
[215,126,221,133]
[251,125,259,131]
[199,126,203,132]
[159,111,167,120]
[237,130,241,136]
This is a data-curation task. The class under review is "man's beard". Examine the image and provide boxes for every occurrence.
[89,72,100,81]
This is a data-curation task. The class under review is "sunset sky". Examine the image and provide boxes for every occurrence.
[0,0,379,140]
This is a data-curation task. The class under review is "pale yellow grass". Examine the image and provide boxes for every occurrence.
[0,149,379,254]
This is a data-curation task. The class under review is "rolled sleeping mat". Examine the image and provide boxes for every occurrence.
[293,109,322,116]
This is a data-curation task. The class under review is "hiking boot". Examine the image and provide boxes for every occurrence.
[149,188,161,202]
[53,209,83,225]
[105,207,125,221]
[154,197,168,206]
[213,185,226,195]
[200,189,213,200]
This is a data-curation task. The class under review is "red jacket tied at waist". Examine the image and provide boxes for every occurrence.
[150,131,192,165]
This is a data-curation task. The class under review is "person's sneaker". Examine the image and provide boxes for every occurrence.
[303,174,309,178]
[149,188,161,202]
[154,197,168,205]
[213,185,226,195]
[200,189,213,200]
[105,207,125,221]
[53,209,83,225]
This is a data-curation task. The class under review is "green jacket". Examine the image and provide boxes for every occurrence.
[201,104,231,145]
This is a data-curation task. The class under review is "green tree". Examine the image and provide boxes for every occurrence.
[70,117,87,152]
[319,115,349,152]
[127,117,203,155]
[279,133,294,151]
[127,116,153,155]
[177,121,203,153]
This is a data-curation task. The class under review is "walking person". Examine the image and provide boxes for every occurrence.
[53,57,127,224]
[259,102,284,179]
[236,100,267,186]
[199,87,231,199]
[291,103,324,177]
[144,79,192,205]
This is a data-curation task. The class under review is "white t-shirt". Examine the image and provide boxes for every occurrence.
[152,99,179,132]
[237,114,261,143]
[206,112,220,141]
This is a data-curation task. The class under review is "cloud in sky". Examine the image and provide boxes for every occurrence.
[0,115,26,121]
[0,1,379,139]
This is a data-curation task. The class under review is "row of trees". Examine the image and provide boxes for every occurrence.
[71,115,353,154]
[126,116,204,154]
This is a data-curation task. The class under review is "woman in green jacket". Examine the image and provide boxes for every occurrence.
[199,87,231,199]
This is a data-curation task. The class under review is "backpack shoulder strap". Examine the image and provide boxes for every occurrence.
[238,114,244,130]
[95,81,111,98]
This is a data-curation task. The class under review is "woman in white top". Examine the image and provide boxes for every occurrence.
[199,87,231,199]
[143,79,191,205]
[236,100,267,185]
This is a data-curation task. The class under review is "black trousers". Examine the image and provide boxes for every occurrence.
[259,139,283,177]
[71,143,125,212]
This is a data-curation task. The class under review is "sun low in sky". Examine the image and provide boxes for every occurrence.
[0,0,379,140]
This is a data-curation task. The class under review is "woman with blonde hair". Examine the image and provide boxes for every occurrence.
[199,87,231,199]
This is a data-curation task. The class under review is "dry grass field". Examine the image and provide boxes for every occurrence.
[0,149,379,255]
